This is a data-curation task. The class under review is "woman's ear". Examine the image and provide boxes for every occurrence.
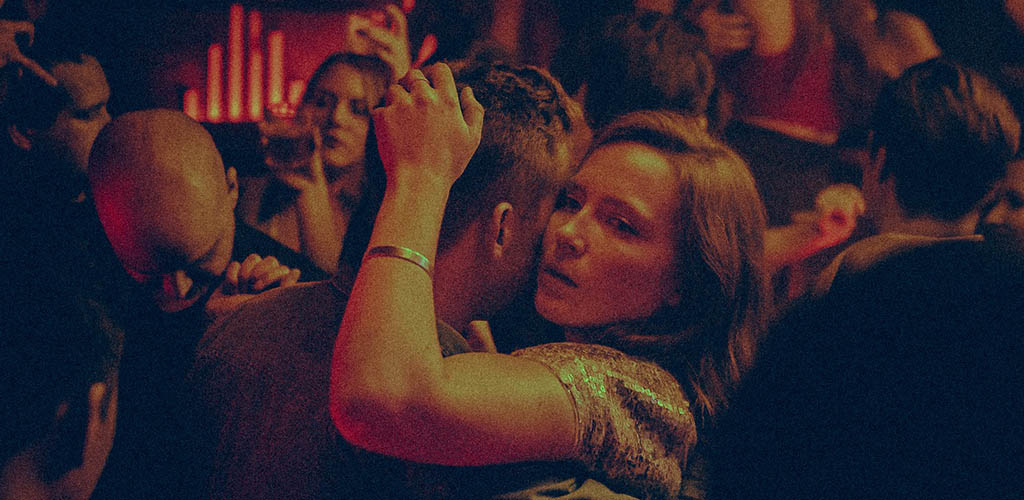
[489,202,515,260]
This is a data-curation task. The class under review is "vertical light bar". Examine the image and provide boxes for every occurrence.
[247,10,263,121]
[207,43,223,123]
[287,79,306,109]
[183,88,202,121]
[228,3,244,122]
[268,30,284,109]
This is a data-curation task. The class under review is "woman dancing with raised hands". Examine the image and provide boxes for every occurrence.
[330,64,771,499]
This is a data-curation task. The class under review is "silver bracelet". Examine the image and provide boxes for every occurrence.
[363,245,434,278]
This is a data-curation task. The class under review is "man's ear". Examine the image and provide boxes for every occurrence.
[489,202,515,260]
[225,166,239,209]
[84,382,116,461]
[8,123,35,151]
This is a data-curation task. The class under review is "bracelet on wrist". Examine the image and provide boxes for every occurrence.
[363,245,434,278]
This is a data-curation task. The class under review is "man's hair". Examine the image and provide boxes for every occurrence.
[0,278,122,475]
[584,9,715,131]
[871,58,1021,221]
[2,22,92,132]
[437,61,582,253]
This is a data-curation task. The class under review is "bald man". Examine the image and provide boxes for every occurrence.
[86,109,326,499]
[90,109,326,313]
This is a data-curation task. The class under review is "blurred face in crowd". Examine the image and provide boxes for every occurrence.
[38,55,111,173]
[535,142,682,331]
[300,61,372,170]
[979,160,1024,250]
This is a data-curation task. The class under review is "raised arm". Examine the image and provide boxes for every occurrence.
[329,64,577,466]
[258,118,343,274]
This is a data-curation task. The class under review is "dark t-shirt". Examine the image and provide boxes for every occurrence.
[91,221,327,500]
[188,277,471,499]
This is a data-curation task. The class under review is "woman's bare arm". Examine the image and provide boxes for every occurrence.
[329,64,577,466]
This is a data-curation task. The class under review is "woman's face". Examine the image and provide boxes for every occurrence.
[300,62,372,171]
[535,142,683,330]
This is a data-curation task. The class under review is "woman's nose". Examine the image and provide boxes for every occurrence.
[329,102,351,127]
[553,215,586,259]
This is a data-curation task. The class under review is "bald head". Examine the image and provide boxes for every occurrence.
[89,110,238,311]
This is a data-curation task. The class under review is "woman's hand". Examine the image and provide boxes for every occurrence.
[259,115,330,195]
[696,6,754,57]
[345,4,411,82]
[372,64,484,192]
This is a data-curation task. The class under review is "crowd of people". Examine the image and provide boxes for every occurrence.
[3,0,1023,499]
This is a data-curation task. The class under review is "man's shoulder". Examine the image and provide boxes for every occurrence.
[816,233,983,295]
[232,221,329,281]
[196,280,345,363]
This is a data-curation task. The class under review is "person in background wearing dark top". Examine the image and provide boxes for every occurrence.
[710,240,1024,500]
[239,4,410,275]
[0,277,122,500]
[816,59,1021,295]
[188,61,582,499]
[0,29,126,326]
[86,109,325,500]
[4,28,109,204]
[237,53,391,275]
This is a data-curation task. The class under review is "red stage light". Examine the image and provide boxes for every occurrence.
[207,43,223,123]
[268,30,284,109]
[228,4,244,122]
[248,10,263,121]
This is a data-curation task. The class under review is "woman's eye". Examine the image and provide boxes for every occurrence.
[609,217,638,236]
[313,95,332,108]
[555,191,581,212]
[350,100,369,117]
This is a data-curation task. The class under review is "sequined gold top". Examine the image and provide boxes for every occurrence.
[511,342,698,499]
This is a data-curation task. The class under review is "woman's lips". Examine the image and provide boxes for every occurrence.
[542,266,578,287]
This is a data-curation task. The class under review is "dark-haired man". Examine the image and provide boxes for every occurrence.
[188,60,583,499]
[817,58,1020,294]
[0,280,121,500]
[4,42,109,203]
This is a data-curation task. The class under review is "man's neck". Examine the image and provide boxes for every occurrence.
[433,253,478,333]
